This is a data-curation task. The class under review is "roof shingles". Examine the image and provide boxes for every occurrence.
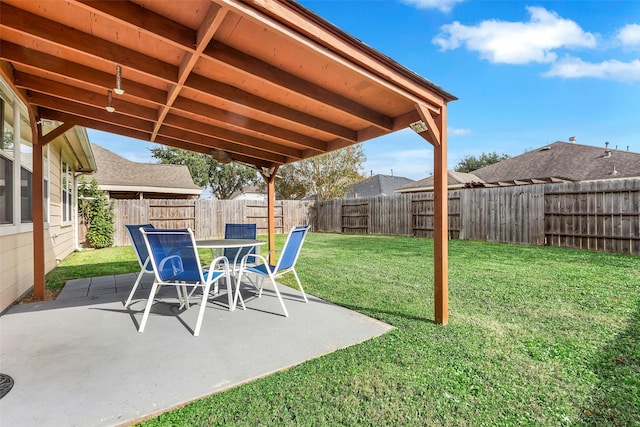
[89,144,200,194]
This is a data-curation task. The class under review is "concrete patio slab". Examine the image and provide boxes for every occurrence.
[0,275,392,426]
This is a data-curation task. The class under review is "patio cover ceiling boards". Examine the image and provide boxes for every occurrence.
[0,0,455,169]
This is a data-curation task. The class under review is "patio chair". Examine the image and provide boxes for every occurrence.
[139,228,231,336]
[224,223,257,272]
[235,225,310,317]
[123,223,155,308]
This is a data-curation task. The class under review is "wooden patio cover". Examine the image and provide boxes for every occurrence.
[0,0,456,324]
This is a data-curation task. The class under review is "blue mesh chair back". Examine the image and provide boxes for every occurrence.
[235,225,310,317]
[224,223,257,263]
[276,225,309,271]
[125,224,155,272]
[143,229,203,283]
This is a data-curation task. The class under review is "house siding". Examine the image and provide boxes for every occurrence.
[0,126,81,313]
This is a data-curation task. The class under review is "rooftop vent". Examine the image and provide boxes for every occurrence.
[540,146,551,151]
[569,136,576,143]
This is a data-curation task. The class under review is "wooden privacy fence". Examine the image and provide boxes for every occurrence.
[112,199,315,247]
[316,178,640,256]
[109,179,639,255]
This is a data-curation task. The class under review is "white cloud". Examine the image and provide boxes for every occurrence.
[433,6,596,64]
[544,56,640,81]
[617,23,640,48]
[449,128,471,136]
[402,0,464,13]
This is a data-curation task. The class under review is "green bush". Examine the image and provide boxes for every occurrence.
[78,176,114,249]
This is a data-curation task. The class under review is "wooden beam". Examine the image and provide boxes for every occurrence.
[186,74,357,142]
[157,126,288,164]
[0,3,178,82]
[173,97,328,152]
[412,103,449,325]
[432,106,448,325]
[28,93,155,133]
[415,103,440,146]
[29,108,45,301]
[260,166,280,264]
[38,109,152,142]
[16,73,159,122]
[162,114,304,159]
[204,42,394,131]
[153,135,273,170]
[1,42,167,104]
[73,0,195,50]
[152,3,227,141]
[41,121,77,145]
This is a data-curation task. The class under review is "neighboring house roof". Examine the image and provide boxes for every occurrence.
[397,141,640,193]
[346,174,414,198]
[230,185,267,200]
[472,141,640,183]
[89,144,201,196]
[395,171,484,193]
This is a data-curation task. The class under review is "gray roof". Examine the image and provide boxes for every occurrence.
[346,174,414,198]
[89,144,201,194]
[472,141,640,183]
[395,171,484,192]
[397,141,640,193]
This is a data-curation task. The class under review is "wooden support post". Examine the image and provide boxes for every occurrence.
[415,103,449,325]
[30,109,45,301]
[433,105,448,325]
[260,166,279,264]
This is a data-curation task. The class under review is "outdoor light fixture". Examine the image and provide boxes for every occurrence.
[114,65,125,95]
[105,90,115,113]
[409,120,427,134]
[210,148,232,164]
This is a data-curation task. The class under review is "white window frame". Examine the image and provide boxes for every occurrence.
[62,159,73,226]
[0,85,33,236]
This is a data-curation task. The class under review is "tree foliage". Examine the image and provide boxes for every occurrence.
[275,145,366,201]
[78,176,115,249]
[454,151,510,173]
[149,147,258,199]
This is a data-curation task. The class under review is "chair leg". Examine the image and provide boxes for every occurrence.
[267,274,289,317]
[193,284,209,337]
[124,270,145,308]
[138,281,160,333]
[233,269,247,311]
[292,269,308,303]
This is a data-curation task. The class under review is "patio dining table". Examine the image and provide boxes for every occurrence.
[196,238,266,310]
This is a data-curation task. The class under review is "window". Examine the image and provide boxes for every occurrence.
[20,166,32,222]
[0,95,14,225]
[62,161,73,224]
[19,114,33,224]
[44,146,49,223]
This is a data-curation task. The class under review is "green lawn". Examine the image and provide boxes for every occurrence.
[47,233,640,426]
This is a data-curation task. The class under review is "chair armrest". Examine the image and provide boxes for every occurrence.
[205,256,229,282]
[240,253,269,270]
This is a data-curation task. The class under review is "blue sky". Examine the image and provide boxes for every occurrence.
[89,0,640,181]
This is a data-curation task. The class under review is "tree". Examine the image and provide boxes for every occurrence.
[454,151,510,173]
[150,147,258,199]
[78,176,115,249]
[275,145,366,201]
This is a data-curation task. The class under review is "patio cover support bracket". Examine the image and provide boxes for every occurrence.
[414,103,449,325]
[260,165,279,264]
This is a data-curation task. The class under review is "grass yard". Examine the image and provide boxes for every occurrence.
[46,233,640,425]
